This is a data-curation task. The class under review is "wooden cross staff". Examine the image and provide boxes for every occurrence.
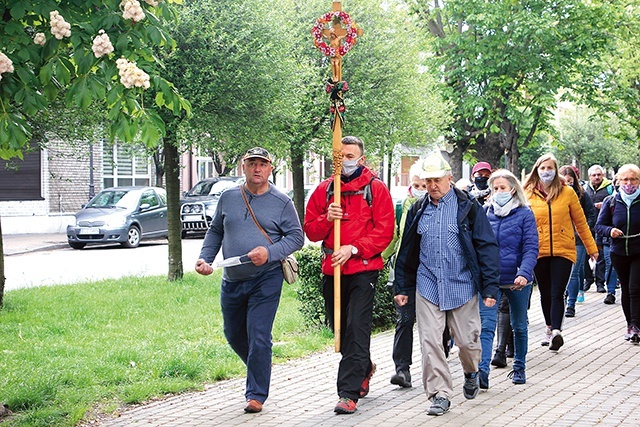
[312,1,363,352]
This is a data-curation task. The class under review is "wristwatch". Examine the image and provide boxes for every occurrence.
[351,245,358,256]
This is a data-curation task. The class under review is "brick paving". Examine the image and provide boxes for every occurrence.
[99,287,640,427]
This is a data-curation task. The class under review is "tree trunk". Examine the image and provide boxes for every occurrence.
[0,216,4,307]
[164,132,184,281]
[473,133,504,170]
[290,145,305,224]
[448,144,464,181]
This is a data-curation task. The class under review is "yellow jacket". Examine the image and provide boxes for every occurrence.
[526,185,597,263]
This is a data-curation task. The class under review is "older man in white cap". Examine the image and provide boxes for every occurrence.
[393,152,500,416]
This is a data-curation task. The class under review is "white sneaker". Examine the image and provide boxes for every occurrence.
[541,326,552,346]
[549,329,564,351]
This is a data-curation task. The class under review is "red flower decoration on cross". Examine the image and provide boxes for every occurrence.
[311,11,359,57]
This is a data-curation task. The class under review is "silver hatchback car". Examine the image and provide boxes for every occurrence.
[67,186,168,249]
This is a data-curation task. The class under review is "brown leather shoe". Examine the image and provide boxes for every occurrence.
[244,399,263,413]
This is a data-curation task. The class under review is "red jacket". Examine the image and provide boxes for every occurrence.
[304,167,395,275]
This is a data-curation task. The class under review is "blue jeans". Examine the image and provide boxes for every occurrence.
[604,245,618,294]
[221,267,284,404]
[479,285,532,372]
[566,245,587,308]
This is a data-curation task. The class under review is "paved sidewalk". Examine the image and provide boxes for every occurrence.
[99,287,640,427]
[2,233,69,256]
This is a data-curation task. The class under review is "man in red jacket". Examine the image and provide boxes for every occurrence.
[304,135,395,414]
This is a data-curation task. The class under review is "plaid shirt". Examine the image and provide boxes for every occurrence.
[416,188,474,310]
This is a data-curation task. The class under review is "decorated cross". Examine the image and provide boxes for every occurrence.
[312,1,363,352]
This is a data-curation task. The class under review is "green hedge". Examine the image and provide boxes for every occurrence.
[295,245,396,331]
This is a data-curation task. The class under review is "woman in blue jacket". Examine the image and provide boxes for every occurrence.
[595,164,640,342]
[479,169,539,387]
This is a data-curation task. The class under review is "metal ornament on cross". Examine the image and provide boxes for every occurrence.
[312,1,363,352]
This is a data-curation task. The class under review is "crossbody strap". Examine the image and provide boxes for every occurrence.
[240,185,274,245]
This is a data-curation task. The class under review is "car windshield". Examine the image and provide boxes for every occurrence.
[208,180,237,195]
[86,189,139,210]
[187,179,237,196]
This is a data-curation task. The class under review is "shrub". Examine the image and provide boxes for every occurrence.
[295,245,396,331]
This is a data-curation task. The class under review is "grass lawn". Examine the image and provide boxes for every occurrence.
[0,271,333,427]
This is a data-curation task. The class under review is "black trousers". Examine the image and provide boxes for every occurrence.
[610,253,640,329]
[534,256,573,331]
[323,270,378,401]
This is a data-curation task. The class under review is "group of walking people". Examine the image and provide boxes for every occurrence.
[193,139,640,417]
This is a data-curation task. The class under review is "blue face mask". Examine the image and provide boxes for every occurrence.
[538,170,556,185]
[493,191,513,207]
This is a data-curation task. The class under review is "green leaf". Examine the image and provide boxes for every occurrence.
[9,2,27,20]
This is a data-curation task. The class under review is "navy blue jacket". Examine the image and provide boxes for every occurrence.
[394,187,500,300]
[486,205,539,285]
[595,194,640,257]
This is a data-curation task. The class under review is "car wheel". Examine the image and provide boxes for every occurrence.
[181,230,187,239]
[69,242,86,250]
[121,226,141,248]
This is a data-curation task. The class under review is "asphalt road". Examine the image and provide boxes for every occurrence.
[3,237,217,292]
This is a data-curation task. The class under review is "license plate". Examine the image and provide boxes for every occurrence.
[79,227,100,235]
[183,215,203,222]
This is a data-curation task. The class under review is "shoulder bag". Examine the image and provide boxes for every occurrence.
[240,186,299,284]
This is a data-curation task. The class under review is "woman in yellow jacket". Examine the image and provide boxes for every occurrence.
[523,154,598,351]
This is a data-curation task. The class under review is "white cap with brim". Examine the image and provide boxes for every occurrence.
[419,153,452,179]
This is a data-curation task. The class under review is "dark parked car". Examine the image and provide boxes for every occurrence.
[67,186,168,249]
[180,176,243,237]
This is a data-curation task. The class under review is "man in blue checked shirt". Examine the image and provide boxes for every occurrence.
[394,152,500,416]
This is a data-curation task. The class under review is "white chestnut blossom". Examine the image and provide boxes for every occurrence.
[92,30,114,58]
[116,57,150,89]
[0,52,14,81]
[50,11,71,40]
[121,0,146,22]
[34,32,46,46]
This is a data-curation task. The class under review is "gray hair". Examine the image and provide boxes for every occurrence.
[588,164,605,176]
[616,164,640,180]
[488,169,529,206]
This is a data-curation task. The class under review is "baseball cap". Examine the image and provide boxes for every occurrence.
[243,147,272,163]
[472,161,492,175]
[419,153,452,179]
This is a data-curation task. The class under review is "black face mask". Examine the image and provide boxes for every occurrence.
[474,176,489,191]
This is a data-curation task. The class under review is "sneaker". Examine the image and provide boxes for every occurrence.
[597,285,606,293]
[625,326,632,341]
[565,306,575,317]
[478,370,489,390]
[244,399,263,413]
[541,326,552,346]
[390,370,412,388]
[462,372,479,399]
[631,326,640,344]
[549,330,564,351]
[507,369,526,384]
[334,397,357,414]
[583,281,592,292]
[577,290,585,303]
[427,396,450,416]
[359,361,376,398]
[604,293,616,305]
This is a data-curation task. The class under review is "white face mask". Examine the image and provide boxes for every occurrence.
[342,156,363,176]
[412,188,427,198]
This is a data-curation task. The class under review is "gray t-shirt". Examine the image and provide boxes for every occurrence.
[198,184,304,282]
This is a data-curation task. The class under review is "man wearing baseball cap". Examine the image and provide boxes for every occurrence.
[394,152,500,416]
[470,161,493,205]
[195,146,303,413]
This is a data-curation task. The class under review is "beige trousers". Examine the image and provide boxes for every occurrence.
[415,292,481,400]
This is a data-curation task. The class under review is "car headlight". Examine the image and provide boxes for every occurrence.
[106,215,127,227]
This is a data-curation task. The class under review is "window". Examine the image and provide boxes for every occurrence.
[103,143,152,187]
[0,142,42,201]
